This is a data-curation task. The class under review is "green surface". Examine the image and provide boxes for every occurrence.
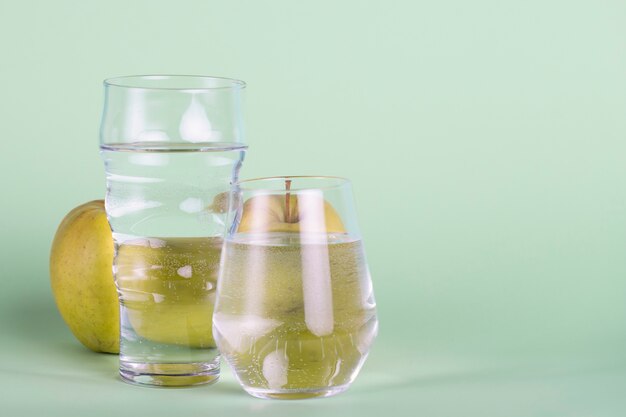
[1,0,626,415]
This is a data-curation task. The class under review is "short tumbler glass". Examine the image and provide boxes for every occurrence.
[213,176,378,399]
[99,75,246,387]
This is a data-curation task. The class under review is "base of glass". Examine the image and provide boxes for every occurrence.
[119,360,220,387]
[244,384,350,400]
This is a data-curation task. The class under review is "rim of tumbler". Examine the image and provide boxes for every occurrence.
[103,74,246,91]
[237,175,351,192]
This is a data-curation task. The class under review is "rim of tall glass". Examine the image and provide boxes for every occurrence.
[103,74,246,91]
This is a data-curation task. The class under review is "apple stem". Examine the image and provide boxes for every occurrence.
[285,179,292,223]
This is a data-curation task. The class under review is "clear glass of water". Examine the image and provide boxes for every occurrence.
[214,176,378,399]
[99,75,246,387]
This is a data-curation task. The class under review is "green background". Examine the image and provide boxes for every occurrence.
[1,0,626,415]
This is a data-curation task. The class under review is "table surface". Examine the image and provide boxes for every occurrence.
[2,293,626,417]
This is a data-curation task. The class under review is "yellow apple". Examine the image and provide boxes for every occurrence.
[237,194,346,233]
[49,200,119,353]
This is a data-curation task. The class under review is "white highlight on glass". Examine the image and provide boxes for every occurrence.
[179,197,204,213]
[299,190,334,337]
[107,200,162,218]
[242,240,267,319]
[106,174,163,184]
[356,320,378,355]
[213,313,281,353]
[262,350,289,389]
[328,359,342,386]
[177,265,193,278]
[123,89,144,141]
[179,95,212,142]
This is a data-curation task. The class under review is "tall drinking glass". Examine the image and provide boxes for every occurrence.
[214,176,378,399]
[99,75,246,386]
